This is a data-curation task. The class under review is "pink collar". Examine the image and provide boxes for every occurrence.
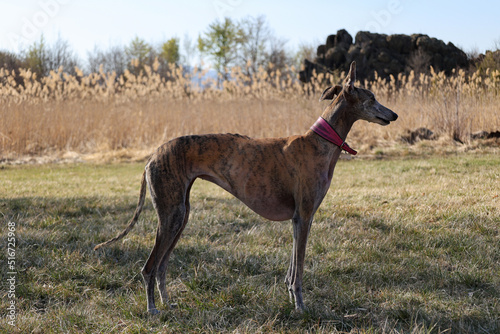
[310,117,357,155]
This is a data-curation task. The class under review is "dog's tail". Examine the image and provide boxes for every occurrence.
[94,170,148,251]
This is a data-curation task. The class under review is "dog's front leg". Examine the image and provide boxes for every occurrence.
[287,212,313,311]
[142,264,159,314]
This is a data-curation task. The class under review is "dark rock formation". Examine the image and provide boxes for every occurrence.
[471,130,500,140]
[400,128,436,144]
[301,29,469,82]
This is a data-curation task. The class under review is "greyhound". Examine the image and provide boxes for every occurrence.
[94,62,398,314]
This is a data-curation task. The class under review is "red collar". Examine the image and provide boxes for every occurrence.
[310,117,357,155]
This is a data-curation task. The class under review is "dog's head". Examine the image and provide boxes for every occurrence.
[319,62,398,126]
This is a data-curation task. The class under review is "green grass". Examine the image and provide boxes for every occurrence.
[0,155,499,333]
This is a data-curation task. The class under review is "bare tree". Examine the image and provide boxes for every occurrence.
[265,36,290,73]
[23,35,79,78]
[239,15,271,75]
[0,51,22,72]
[294,41,318,70]
[0,50,23,86]
[182,33,197,67]
[46,36,79,75]
[494,37,500,51]
[466,46,480,62]
[87,45,127,76]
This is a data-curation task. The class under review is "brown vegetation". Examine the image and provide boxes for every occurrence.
[1,63,499,161]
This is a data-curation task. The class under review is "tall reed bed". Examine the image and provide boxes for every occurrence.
[1,62,499,158]
[364,68,500,143]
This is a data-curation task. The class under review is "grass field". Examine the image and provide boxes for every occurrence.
[0,154,498,333]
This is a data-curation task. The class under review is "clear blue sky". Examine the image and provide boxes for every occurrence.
[1,0,499,63]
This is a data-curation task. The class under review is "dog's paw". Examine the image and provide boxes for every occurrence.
[148,308,160,315]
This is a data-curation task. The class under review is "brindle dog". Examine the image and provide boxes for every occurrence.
[94,62,398,314]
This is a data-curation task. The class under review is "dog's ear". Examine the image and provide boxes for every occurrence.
[344,61,356,94]
[319,85,343,101]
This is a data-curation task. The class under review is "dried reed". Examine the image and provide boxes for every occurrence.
[1,62,499,158]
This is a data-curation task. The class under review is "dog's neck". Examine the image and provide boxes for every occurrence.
[322,98,357,141]
[310,117,357,155]
[308,97,357,153]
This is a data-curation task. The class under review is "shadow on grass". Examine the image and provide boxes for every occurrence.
[1,196,149,300]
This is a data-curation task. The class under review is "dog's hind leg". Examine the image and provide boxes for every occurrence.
[156,181,193,307]
[142,200,188,313]
[142,167,191,314]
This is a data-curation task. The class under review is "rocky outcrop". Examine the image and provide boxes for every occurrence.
[471,130,500,140]
[399,128,436,144]
[398,128,500,145]
[300,29,469,82]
